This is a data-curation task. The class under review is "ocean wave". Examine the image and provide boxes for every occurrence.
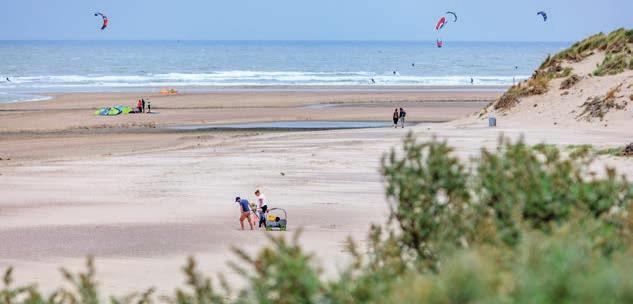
[1,71,528,89]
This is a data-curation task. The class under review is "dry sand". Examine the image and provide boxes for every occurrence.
[1,89,632,296]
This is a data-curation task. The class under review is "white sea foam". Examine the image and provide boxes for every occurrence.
[3,71,527,89]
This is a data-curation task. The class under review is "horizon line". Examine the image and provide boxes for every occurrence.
[0,39,573,43]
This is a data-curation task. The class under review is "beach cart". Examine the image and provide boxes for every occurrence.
[265,208,288,231]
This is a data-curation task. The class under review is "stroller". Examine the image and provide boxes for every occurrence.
[265,208,288,231]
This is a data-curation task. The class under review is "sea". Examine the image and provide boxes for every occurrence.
[0,40,570,103]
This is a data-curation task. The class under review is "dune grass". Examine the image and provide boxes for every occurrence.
[489,28,633,112]
[560,74,580,90]
[565,144,630,158]
[577,83,628,121]
[492,66,571,110]
[594,53,631,76]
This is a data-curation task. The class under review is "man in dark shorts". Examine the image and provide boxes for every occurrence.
[392,108,399,128]
[235,196,254,230]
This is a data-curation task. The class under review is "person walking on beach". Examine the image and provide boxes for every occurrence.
[141,98,146,113]
[255,189,268,228]
[393,108,400,128]
[137,99,142,113]
[235,196,254,230]
[399,107,406,128]
[147,100,152,113]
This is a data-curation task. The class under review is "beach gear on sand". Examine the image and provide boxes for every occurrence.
[94,105,133,116]
[160,88,178,95]
[488,115,497,127]
[94,12,109,30]
[265,208,287,231]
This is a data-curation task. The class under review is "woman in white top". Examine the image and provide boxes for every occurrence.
[255,189,268,228]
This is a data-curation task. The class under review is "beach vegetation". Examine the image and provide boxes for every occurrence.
[577,83,628,121]
[560,74,581,90]
[566,144,631,158]
[3,135,633,303]
[594,53,630,76]
[490,28,633,112]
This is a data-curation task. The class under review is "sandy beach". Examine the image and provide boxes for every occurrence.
[1,88,632,295]
[0,86,633,294]
[0,89,494,293]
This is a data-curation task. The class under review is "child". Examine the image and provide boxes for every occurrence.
[147,101,151,113]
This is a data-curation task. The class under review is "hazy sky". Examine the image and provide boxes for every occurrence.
[0,0,631,41]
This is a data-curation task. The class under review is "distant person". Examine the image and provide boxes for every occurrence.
[393,71,397,76]
[412,63,415,67]
[5,77,10,82]
[141,98,146,113]
[255,189,268,228]
[470,78,474,85]
[137,99,142,113]
[371,78,376,84]
[392,108,399,128]
[235,196,254,230]
[399,107,407,128]
[147,101,152,113]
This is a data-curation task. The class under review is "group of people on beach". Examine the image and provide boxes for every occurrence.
[136,98,151,113]
[235,189,268,230]
[392,107,406,128]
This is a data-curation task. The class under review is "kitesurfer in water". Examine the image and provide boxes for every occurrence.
[5,77,10,82]
[371,78,376,84]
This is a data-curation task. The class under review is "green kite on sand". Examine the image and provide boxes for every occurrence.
[94,105,133,116]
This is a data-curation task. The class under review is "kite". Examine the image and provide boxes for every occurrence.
[435,16,447,31]
[94,12,109,30]
[446,11,457,22]
[537,11,547,22]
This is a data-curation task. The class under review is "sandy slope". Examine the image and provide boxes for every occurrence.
[480,53,633,130]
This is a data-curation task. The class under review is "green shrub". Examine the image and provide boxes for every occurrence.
[3,135,633,303]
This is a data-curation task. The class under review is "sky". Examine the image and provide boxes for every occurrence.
[0,0,631,41]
